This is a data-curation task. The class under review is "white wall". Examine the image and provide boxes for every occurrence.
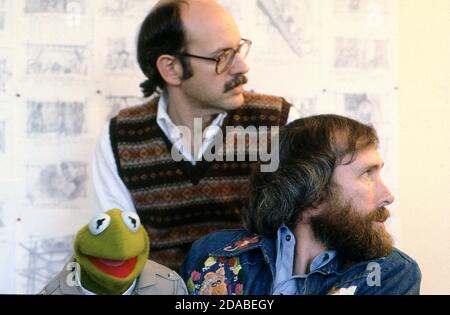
[398,0,450,295]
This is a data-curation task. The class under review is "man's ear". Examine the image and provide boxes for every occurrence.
[156,54,183,86]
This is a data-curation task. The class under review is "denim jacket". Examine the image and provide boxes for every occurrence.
[181,229,421,295]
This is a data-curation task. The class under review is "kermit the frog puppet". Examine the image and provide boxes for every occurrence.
[40,208,187,295]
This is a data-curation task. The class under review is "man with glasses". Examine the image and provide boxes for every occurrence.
[92,0,299,272]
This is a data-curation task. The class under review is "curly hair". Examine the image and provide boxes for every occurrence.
[242,114,379,238]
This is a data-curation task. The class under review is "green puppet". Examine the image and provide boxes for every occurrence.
[40,208,187,295]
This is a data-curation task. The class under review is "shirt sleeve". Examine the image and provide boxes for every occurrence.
[91,122,137,214]
[286,105,301,124]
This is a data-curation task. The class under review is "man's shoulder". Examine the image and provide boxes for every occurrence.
[334,247,421,295]
[113,97,159,121]
[341,247,420,276]
[191,229,262,256]
[242,91,292,110]
[380,247,421,275]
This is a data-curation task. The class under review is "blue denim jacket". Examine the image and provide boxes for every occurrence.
[181,229,421,295]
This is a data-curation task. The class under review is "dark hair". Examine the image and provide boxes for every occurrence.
[137,0,193,97]
[243,114,379,238]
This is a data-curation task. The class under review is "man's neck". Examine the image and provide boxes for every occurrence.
[166,91,219,131]
[293,222,327,275]
[166,90,224,156]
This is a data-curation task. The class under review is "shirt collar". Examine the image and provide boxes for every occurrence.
[155,90,228,162]
[79,280,136,295]
[275,225,336,277]
[156,90,228,141]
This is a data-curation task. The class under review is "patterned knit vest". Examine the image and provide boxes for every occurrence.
[110,92,291,271]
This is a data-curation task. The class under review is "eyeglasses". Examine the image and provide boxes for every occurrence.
[177,38,252,74]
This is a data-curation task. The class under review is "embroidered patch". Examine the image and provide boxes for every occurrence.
[328,285,358,295]
[223,235,261,252]
[186,256,244,295]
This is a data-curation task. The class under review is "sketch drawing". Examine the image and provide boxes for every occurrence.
[0,53,12,93]
[26,44,88,76]
[344,93,381,124]
[334,37,388,70]
[19,235,74,293]
[26,162,88,206]
[99,0,156,17]
[0,120,5,153]
[0,0,6,31]
[26,100,86,136]
[105,95,144,121]
[256,0,316,58]
[334,37,363,68]
[368,39,389,68]
[333,0,387,15]
[287,96,318,118]
[24,0,86,14]
[105,38,136,74]
[334,0,365,13]
[0,12,4,32]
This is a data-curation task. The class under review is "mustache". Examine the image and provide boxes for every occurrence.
[224,75,248,93]
[368,207,390,223]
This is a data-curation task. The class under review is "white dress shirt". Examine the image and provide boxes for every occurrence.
[92,93,301,213]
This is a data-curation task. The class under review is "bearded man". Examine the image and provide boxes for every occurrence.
[181,114,421,295]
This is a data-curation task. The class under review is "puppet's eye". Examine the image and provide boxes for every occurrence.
[88,213,111,235]
[121,211,141,233]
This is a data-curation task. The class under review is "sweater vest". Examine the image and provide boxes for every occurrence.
[110,92,291,270]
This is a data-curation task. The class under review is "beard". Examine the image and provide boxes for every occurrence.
[309,192,394,262]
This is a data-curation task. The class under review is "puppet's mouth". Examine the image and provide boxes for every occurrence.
[88,256,137,278]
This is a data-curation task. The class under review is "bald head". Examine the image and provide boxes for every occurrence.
[179,0,242,54]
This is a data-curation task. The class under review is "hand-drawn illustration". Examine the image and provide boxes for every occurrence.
[105,95,144,121]
[19,235,74,294]
[334,0,365,13]
[0,50,12,94]
[105,37,137,75]
[333,0,387,15]
[344,93,382,124]
[98,0,157,17]
[24,0,86,14]
[0,0,6,31]
[256,0,317,58]
[0,120,5,153]
[26,44,88,76]
[334,37,389,70]
[286,96,318,117]
[26,162,88,207]
[26,100,86,136]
